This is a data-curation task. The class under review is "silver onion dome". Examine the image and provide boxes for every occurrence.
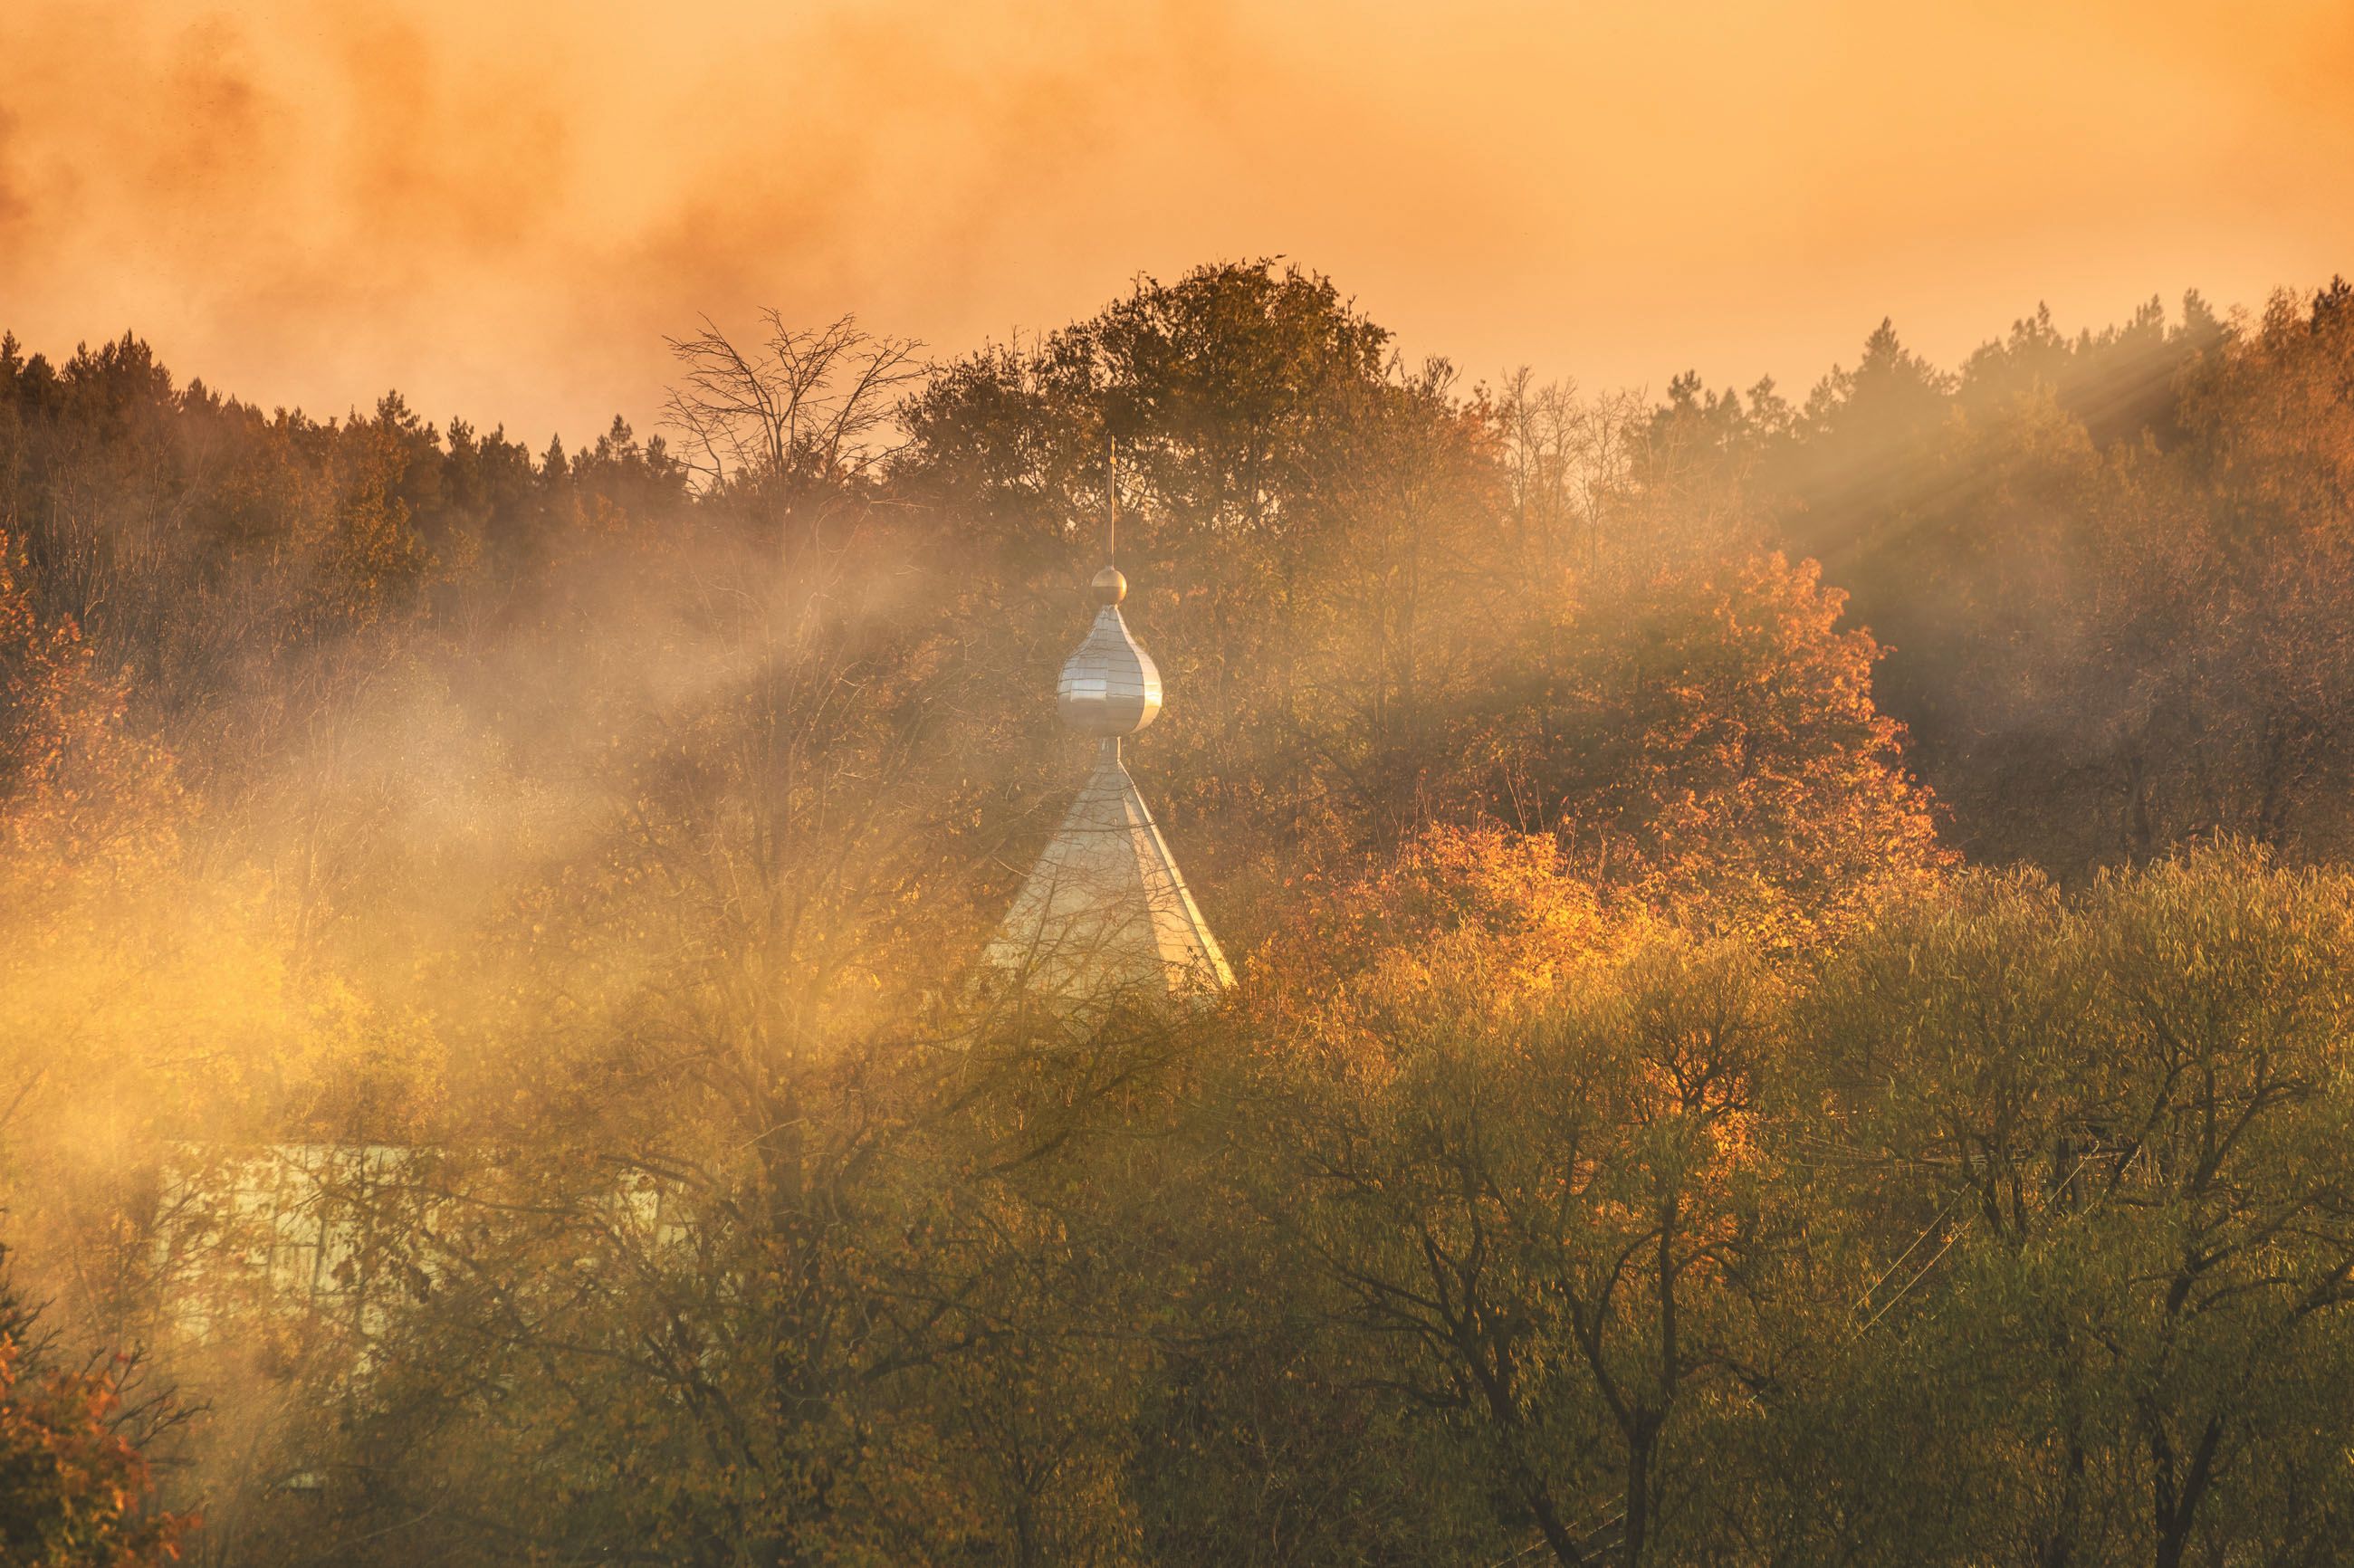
[1056,566,1163,736]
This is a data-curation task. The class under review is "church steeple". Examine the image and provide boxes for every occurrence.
[983,442,1233,1010]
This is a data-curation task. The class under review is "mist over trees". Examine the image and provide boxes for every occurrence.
[5,263,2354,1565]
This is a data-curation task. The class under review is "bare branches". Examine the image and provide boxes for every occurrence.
[661,311,928,496]
[1498,369,1646,577]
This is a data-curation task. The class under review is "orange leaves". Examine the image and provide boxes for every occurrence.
[1248,824,1624,1070]
[0,531,183,879]
[1237,828,1791,1558]
[0,1338,191,1567]
[1517,548,1953,951]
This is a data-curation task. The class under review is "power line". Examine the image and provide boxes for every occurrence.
[1478,1144,2111,1568]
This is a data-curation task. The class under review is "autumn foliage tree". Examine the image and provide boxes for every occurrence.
[7,267,2354,1567]
[0,1342,186,1568]
[1462,548,1950,948]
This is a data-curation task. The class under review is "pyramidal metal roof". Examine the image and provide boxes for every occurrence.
[984,556,1233,1011]
[984,743,1233,1007]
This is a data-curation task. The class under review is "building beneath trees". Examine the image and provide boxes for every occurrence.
[983,559,1232,1010]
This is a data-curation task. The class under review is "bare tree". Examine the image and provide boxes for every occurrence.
[1498,369,1646,578]
[663,312,927,504]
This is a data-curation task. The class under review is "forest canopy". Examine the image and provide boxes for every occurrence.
[5,263,2354,1566]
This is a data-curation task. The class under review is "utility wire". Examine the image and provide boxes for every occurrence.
[1478,1146,2111,1568]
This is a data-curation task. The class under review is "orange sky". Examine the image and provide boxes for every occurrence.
[4,0,2351,445]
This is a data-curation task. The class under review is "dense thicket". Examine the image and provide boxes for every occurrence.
[3,265,2354,1565]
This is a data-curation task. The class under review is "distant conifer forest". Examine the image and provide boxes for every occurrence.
[7,263,2354,1565]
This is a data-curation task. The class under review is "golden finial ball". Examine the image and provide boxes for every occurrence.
[1091,566,1127,606]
